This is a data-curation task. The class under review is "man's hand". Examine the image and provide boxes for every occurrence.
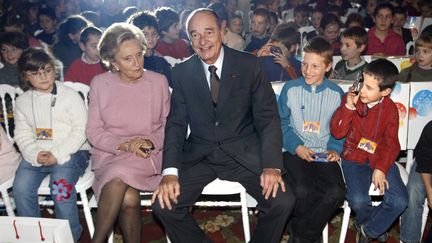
[295,145,315,162]
[326,150,340,162]
[151,175,180,210]
[260,168,286,199]
[372,169,389,195]
[37,151,58,166]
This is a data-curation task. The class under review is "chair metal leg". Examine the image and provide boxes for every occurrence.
[421,200,429,239]
[322,224,328,243]
[339,201,351,243]
[80,191,94,237]
[240,189,251,242]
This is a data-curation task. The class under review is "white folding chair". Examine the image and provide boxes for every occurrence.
[0,177,15,216]
[163,56,183,68]
[406,41,415,56]
[63,82,90,108]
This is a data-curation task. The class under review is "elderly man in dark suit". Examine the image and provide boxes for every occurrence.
[152,8,295,243]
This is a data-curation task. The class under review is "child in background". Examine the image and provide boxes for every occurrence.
[53,15,90,74]
[278,37,346,243]
[334,27,368,81]
[363,0,377,28]
[244,8,270,53]
[268,12,279,36]
[128,11,173,86]
[366,3,405,56]
[12,48,90,242]
[4,13,41,48]
[393,7,413,47]
[34,7,57,46]
[320,13,341,55]
[330,59,408,242]
[64,26,106,85]
[154,7,191,59]
[228,14,244,36]
[306,7,324,40]
[0,126,21,185]
[399,32,432,82]
[0,32,29,86]
[293,4,311,28]
[258,23,301,81]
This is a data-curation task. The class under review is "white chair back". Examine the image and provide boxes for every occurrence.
[0,85,23,141]
[63,82,90,108]
[54,59,64,82]
[406,41,415,56]
[163,56,183,67]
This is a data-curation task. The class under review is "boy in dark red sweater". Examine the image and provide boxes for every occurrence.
[330,59,408,243]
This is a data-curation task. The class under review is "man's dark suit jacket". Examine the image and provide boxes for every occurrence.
[162,46,283,176]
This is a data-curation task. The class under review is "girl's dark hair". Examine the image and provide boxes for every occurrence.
[270,23,300,50]
[154,7,180,34]
[17,48,57,91]
[57,15,90,43]
[0,31,29,50]
[37,7,56,21]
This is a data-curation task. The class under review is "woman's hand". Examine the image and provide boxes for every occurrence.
[128,137,155,158]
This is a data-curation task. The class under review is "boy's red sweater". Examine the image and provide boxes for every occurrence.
[330,95,400,175]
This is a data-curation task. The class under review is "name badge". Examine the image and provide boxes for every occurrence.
[36,128,53,140]
[303,121,320,133]
[357,137,377,154]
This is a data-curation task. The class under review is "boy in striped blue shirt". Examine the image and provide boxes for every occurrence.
[278,37,346,243]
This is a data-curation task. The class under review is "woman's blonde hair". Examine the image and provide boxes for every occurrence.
[98,23,147,71]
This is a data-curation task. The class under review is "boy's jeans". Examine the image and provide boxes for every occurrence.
[13,150,90,242]
[342,160,408,238]
[400,161,427,243]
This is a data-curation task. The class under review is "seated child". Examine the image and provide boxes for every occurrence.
[306,7,324,40]
[334,26,368,81]
[228,14,244,36]
[320,13,341,55]
[399,32,432,83]
[12,48,90,242]
[154,7,191,59]
[0,126,20,184]
[244,8,270,53]
[65,26,106,85]
[366,3,405,56]
[258,23,301,81]
[128,11,173,86]
[278,37,346,242]
[400,121,432,243]
[34,7,57,46]
[293,4,311,28]
[0,31,29,86]
[330,59,408,242]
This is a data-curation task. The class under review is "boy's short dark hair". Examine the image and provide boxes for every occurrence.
[374,3,395,17]
[320,13,341,31]
[80,26,102,44]
[294,4,311,17]
[57,15,90,43]
[303,36,333,65]
[127,11,159,32]
[270,23,300,51]
[363,59,399,91]
[341,26,368,47]
[394,7,408,17]
[0,31,29,50]
[154,7,180,34]
[415,31,432,50]
[37,7,57,21]
[345,13,364,28]
[252,8,270,23]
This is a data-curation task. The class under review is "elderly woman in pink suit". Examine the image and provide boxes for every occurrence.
[86,23,170,243]
[0,126,20,184]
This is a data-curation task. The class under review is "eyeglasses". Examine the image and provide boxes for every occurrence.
[26,66,55,78]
